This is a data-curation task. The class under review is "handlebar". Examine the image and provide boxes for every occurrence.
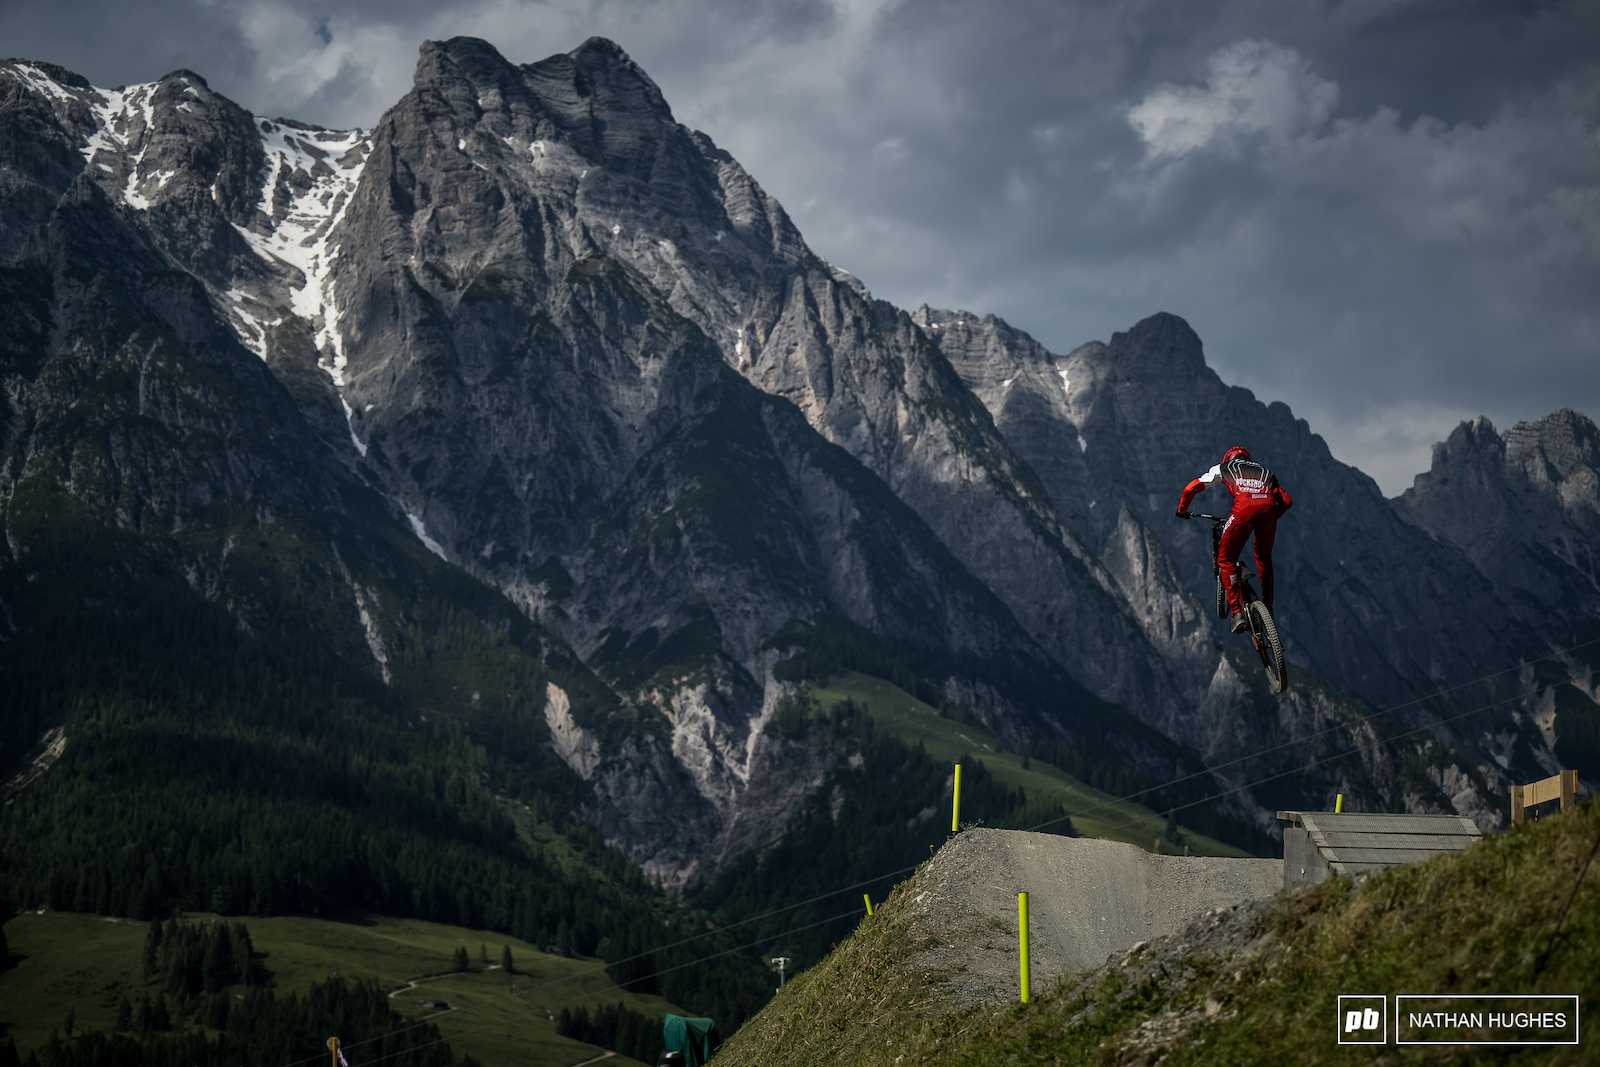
[1177,512,1228,522]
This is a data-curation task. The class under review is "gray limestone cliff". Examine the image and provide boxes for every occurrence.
[5,40,1596,879]
[918,306,1598,829]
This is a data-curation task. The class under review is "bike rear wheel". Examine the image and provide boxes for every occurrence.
[1215,572,1227,619]
[1247,600,1288,693]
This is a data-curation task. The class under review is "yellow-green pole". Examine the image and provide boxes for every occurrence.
[951,763,963,833]
[1018,892,1031,1003]
[1335,793,1344,813]
[863,893,873,916]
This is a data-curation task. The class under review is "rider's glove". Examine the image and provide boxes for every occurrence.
[1175,508,1190,519]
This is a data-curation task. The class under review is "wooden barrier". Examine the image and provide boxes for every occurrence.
[1511,769,1578,827]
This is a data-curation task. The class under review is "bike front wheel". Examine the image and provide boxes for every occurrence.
[1215,572,1227,619]
[1247,600,1288,693]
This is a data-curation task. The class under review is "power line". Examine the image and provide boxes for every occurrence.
[279,866,918,1066]
[361,660,1583,1067]
[298,908,862,1067]
[286,640,1598,1064]
[385,907,861,1065]
[1020,636,1600,836]
[1078,670,1596,843]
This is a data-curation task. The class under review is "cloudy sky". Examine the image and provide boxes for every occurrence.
[7,0,1597,493]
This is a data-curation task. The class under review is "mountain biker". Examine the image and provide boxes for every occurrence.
[1175,446,1292,634]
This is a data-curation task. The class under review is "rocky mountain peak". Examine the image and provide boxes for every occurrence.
[1403,409,1600,524]
[1104,311,1213,382]
[1398,408,1600,619]
[1506,409,1600,519]
[7,40,1597,886]
[161,68,211,90]
[1426,416,1505,482]
[566,35,667,101]
[409,36,676,173]
[1,58,89,89]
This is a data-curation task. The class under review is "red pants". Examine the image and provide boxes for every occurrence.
[1219,506,1279,614]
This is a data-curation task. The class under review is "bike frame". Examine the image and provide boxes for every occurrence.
[1182,510,1288,693]
[1193,515,1265,636]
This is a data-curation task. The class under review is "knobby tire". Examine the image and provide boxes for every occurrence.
[1215,573,1227,619]
[1248,600,1288,693]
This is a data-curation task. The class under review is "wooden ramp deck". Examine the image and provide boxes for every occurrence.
[1277,810,1482,889]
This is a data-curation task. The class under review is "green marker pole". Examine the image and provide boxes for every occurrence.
[863,893,873,916]
[1018,892,1031,1004]
[951,763,963,833]
[1335,793,1344,813]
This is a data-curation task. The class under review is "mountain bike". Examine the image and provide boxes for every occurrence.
[1186,512,1288,694]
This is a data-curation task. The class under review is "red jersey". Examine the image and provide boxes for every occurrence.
[1178,457,1291,517]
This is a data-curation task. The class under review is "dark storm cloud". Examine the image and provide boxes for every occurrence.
[8,0,1597,493]
[2,0,258,89]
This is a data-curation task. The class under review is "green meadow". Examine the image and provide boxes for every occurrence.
[804,671,1250,857]
[0,909,683,1066]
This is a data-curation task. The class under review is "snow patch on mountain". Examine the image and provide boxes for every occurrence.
[231,121,370,384]
[73,80,163,210]
[5,64,77,105]
[406,512,448,560]
[339,397,368,457]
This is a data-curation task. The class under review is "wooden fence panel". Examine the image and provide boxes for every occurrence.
[1512,769,1578,826]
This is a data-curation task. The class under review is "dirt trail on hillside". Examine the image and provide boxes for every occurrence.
[905,829,1281,1005]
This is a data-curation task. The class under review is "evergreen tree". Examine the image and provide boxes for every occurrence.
[140,921,162,979]
[500,944,514,975]
[201,932,227,993]
[451,946,469,971]
[20,977,454,1067]
[228,922,252,986]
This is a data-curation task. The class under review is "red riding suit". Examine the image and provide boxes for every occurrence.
[1178,456,1292,614]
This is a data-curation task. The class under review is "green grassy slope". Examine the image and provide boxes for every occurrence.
[0,909,683,1067]
[804,672,1249,857]
[713,797,1600,1067]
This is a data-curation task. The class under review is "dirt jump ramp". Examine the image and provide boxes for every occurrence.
[905,829,1281,1005]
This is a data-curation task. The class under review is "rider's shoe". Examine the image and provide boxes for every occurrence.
[1229,612,1248,634]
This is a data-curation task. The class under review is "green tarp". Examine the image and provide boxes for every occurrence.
[662,1014,718,1067]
